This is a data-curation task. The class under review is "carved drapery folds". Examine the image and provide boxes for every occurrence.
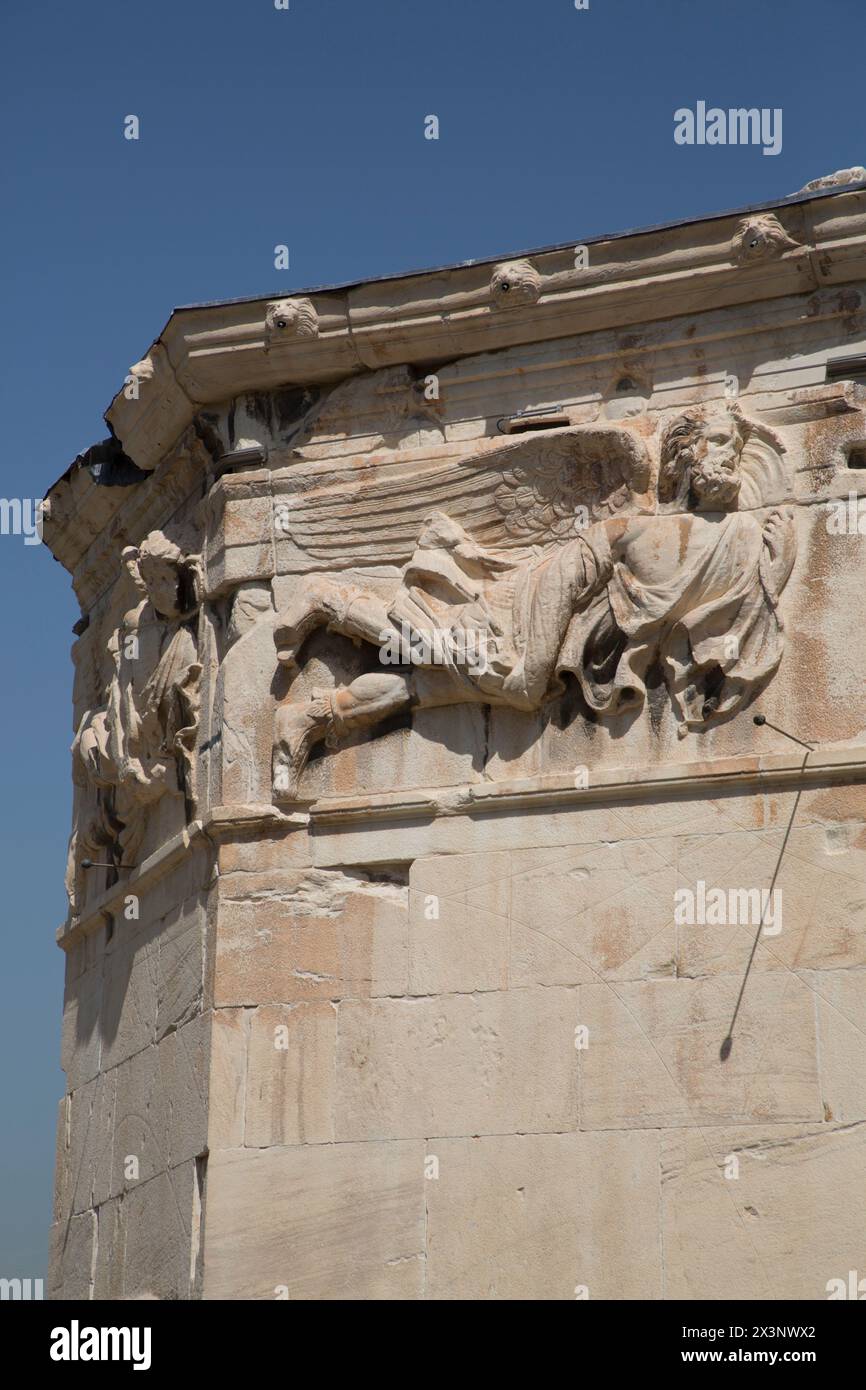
[271,408,796,800]
[66,531,202,917]
[62,403,800,872]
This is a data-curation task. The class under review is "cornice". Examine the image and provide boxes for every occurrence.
[55,744,866,947]
[56,803,307,951]
[304,744,866,828]
[101,183,866,473]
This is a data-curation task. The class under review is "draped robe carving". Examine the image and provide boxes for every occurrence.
[66,532,202,916]
[271,407,797,799]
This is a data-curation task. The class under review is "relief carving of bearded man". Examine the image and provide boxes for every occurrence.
[569,409,797,731]
[273,408,796,798]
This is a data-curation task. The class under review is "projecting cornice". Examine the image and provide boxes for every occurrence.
[41,173,866,593]
[102,180,866,473]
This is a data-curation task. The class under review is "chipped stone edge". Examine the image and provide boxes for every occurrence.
[57,805,308,951]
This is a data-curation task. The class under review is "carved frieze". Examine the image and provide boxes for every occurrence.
[270,409,796,799]
[66,531,203,916]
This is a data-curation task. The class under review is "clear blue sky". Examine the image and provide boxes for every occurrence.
[1,0,862,1281]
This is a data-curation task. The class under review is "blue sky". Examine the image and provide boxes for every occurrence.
[0,0,863,1280]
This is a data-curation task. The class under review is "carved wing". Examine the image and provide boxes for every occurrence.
[493,428,651,543]
[735,414,791,508]
[275,425,651,569]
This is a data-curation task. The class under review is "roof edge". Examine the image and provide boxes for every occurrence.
[45,171,866,506]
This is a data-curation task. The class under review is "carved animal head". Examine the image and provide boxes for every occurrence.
[489,259,542,309]
[732,214,798,265]
[264,297,319,345]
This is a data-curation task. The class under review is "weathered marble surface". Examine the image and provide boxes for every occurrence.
[46,174,866,1300]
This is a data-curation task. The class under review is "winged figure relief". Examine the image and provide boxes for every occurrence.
[271,409,796,799]
[274,426,652,565]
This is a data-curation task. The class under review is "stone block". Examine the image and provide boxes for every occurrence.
[141,844,215,927]
[208,1008,247,1151]
[335,988,579,1141]
[803,966,866,1122]
[409,853,510,994]
[426,1131,661,1299]
[661,1121,866,1300]
[48,1211,95,1300]
[218,825,313,875]
[202,1142,425,1300]
[92,1197,126,1301]
[70,1070,116,1214]
[579,975,821,1129]
[214,869,408,1006]
[156,910,203,1040]
[52,1097,70,1226]
[677,824,866,978]
[100,926,159,1071]
[61,961,103,1090]
[245,1003,336,1147]
[158,1014,210,1167]
[122,1162,199,1301]
[509,840,677,984]
[111,1046,165,1196]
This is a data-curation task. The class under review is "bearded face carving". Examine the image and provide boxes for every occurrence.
[659,410,746,509]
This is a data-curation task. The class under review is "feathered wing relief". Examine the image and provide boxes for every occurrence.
[493,427,653,541]
[272,409,796,799]
[273,425,654,568]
